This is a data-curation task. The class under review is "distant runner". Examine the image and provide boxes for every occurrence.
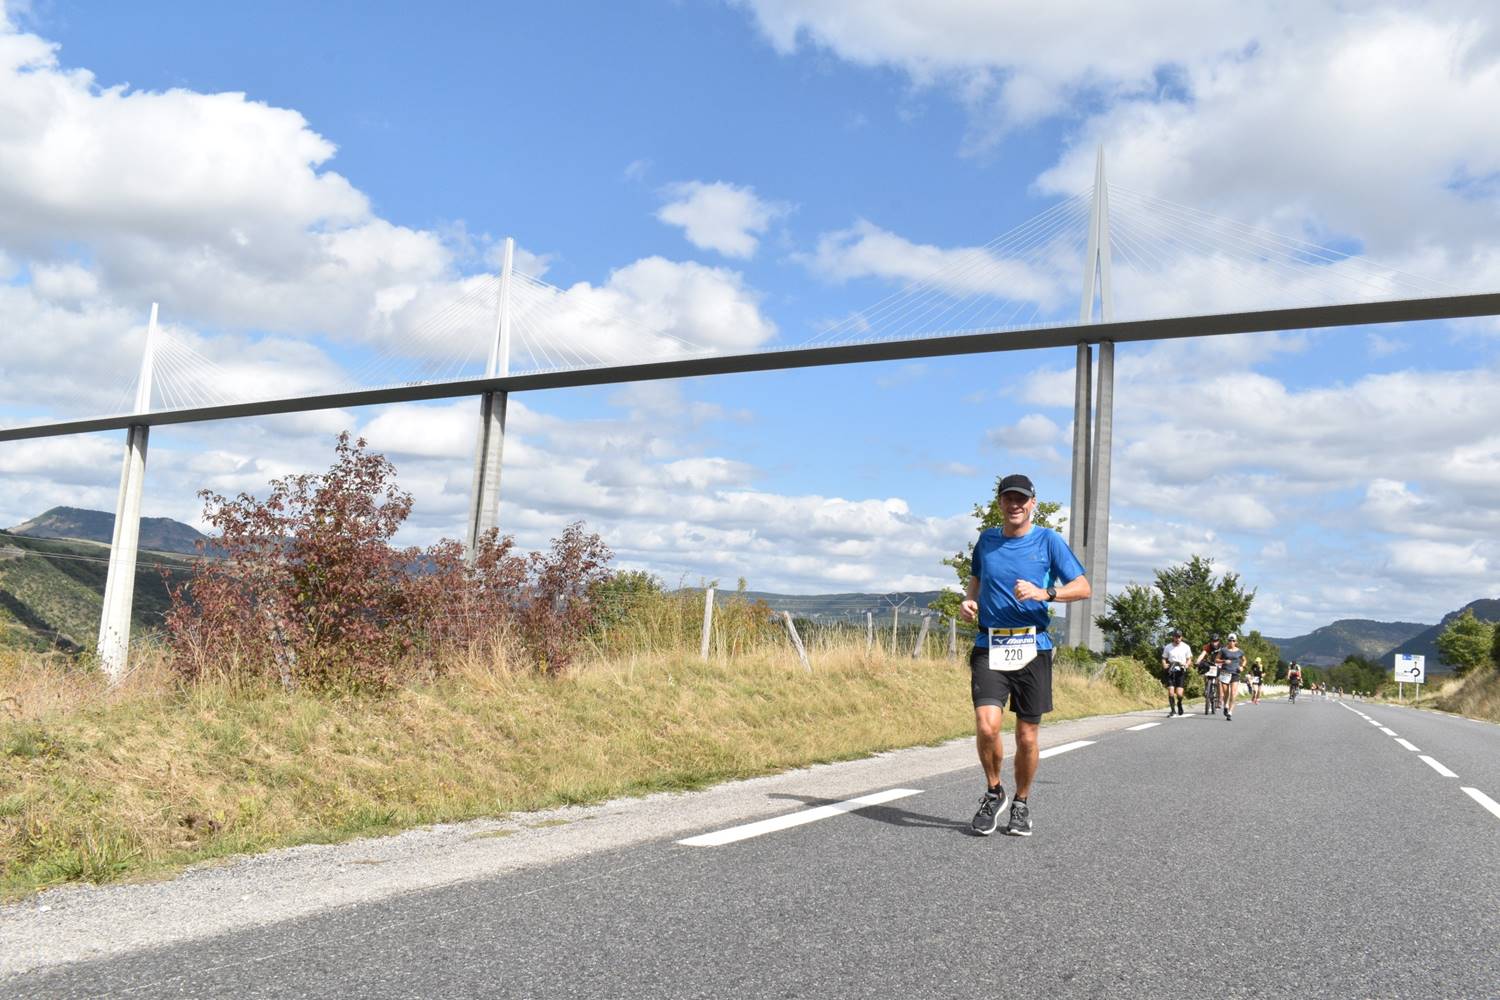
[1216,633,1245,721]
[960,473,1091,838]
[1250,658,1264,704]
[1161,628,1191,717]
[1288,662,1303,703]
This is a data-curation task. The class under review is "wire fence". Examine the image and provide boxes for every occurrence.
[581,586,1104,677]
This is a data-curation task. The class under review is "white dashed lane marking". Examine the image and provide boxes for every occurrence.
[677,788,922,847]
[1125,723,1160,731]
[1039,740,1096,758]
[1462,787,1500,821]
[1395,738,1421,752]
[1379,727,1399,736]
[1419,756,1459,779]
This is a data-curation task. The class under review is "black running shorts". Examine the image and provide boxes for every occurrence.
[969,645,1053,723]
[1165,667,1187,688]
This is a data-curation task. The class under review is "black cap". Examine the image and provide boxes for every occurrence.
[997,473,1035,499]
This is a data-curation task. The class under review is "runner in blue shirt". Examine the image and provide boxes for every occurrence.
[959,473,1090,837]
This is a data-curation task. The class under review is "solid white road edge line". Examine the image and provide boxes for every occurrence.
[1379,727,1399,736]
[1419,755,1459,778]
[1461,787,1500,821]
[677,788,922,847]
[1039,740,1096,758]
[1395,738,1421,752]
[1126,723,1161,731]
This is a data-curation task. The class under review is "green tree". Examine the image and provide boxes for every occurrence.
[1154,555,1256,648]
[930,475,1063,620]
[1094,583,1165,662]
[1327,655,1387,694]
[1435,609,1496,675]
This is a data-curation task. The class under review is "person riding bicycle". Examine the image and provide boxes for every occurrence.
[1161,628,1192,717]
[1196,636,1221,714]
[1288,661,1303,702]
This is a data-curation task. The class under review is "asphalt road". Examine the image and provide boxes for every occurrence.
[8,694,1499,999]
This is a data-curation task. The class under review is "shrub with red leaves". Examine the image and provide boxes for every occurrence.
[164,432,612,689]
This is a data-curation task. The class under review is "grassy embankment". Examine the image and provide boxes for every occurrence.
[0,639,1160,900]
[1393,668,1500,723]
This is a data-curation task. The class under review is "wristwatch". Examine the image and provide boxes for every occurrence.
[1046,586,1057,601]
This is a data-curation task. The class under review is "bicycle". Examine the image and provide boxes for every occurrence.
[1289,682,1299,704]
[1202,672,1220,714]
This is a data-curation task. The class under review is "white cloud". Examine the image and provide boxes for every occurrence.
[803,218,1071,312]
[656,180,789,259]
[741,2,1500,295]
[511,257,778,367]
[1388,540,1491,578]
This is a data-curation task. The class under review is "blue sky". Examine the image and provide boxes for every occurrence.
[2,1,1499,636]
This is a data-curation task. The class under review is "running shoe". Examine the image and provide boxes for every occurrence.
[970,788,1009,836]
[1004,799,1033,837]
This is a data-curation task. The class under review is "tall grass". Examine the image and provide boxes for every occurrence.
[1434,667,1500,723]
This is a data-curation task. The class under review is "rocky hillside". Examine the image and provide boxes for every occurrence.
[1265,618,1431,667]
[9,506,207,555]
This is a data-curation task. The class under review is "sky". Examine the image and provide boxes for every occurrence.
[2,0,1499,637]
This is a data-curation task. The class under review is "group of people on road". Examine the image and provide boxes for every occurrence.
[1160,631,1266,720]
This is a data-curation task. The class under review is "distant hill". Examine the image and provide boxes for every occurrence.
[1265,619,1431,667]
[9,506,207,555]
[1389,598,1500,670]
[0,531,196,652]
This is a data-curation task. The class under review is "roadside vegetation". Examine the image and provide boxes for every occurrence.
[0,436,1162,900]
[0,633,1157,900]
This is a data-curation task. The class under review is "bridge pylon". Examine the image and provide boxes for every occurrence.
[465,237,514,558]
[98,303,159,681]
[1065,149,1115,653]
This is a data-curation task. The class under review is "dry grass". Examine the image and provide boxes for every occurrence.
[1432,667,1500,723]
[0,642,1157,899]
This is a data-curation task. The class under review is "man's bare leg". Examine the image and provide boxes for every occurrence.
[975,705,1005,787]
[1014,719,1041,798]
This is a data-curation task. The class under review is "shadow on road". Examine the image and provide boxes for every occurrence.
[767,793,971,835]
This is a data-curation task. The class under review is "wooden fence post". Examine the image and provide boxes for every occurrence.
[911,615,931,658]
[699,586,715,661]
[865,611,873,652]
[948,616,957,658]
[890,607,899,653]
[782,611,811,672]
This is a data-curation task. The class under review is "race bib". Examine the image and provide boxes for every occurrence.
[987,627,1038,672]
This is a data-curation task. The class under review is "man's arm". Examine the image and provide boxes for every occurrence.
[1014,574,1090,603]
[960,575,980,623]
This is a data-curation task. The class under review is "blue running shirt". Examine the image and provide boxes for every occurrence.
[971,526,1086,651]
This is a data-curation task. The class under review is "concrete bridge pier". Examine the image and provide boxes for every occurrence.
[98,304,159,681]
[1065,149,1115,653]
[465,237,514,557]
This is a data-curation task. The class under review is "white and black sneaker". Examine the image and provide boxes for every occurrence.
[970,787,1009,836]
[1004,799,1033,837]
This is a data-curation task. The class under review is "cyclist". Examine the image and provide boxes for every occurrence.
[1161,628,1192,717]
[1196,635,1221,714]
[1250,657,1264,704]
[1216,633,1245,721]
[1287,662,1303,703]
